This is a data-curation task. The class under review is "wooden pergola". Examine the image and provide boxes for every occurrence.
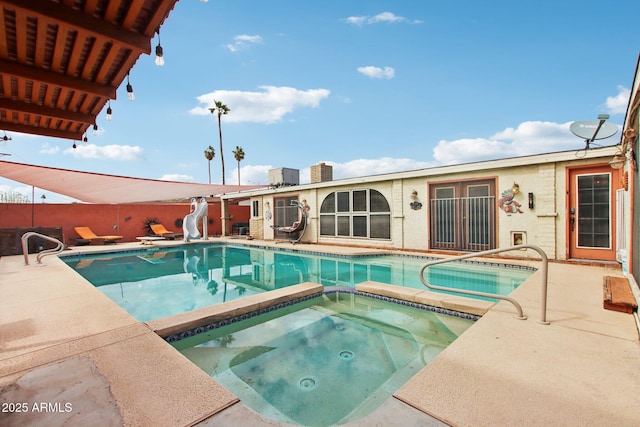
[0,0,179,141]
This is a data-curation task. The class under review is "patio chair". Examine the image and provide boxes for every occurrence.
[150,223,176,240]
[271,213,307,243]
[74,226,123,244]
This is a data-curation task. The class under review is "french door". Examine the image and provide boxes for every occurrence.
[273,196,299,239]
[429,179,496,251]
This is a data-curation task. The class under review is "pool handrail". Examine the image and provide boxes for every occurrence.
[21,231,65,265]
[419,244,550,325]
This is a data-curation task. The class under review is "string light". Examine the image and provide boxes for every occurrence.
[126,73,135,100]
[155,30,165,66]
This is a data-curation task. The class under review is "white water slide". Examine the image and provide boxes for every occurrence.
[183,198,208,242]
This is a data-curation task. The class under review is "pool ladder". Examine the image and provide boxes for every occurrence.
[21,231,65,265]
[419,244,549,325]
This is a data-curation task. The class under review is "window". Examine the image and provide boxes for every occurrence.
[320,189,391,239]
[577,174,610,248]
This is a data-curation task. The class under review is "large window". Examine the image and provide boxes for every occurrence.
[320,189,391,239]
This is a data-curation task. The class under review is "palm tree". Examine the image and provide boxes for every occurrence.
[208,101,230,184]
[203,145,215,184]
[232,146,245,185]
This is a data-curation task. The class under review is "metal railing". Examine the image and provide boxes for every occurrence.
[419,244,550,325]
[430,196,496,251]
[21,232,65,265]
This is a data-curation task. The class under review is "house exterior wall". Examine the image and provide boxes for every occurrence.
[243,147,623,262]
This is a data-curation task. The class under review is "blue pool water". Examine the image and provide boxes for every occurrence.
[62,243,534,322]
[173,291,475,426]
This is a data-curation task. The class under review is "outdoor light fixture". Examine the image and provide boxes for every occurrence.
[106,101,112,121]
[92,123,98,135]
[72,141,77,149]
[609,152,626,170]
[528,192,534,209]
[155,30,165,66]
[126,73,135,100]
[83,134,88,144]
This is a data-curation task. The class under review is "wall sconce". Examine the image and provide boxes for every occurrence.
[528,192,534,209]
[154,30,165,66]
[106,101,112,121]
[126,73,135,100]
[609,153,625,170]
[124,215,132,222]
[410,190,418,200]
[511,183,520,195]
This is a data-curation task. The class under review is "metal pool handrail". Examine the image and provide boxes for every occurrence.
[419,244,550,325]
[21,232,65,265]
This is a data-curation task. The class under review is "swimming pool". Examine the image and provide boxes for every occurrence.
[62,243,534,322]
[173,290,475,426]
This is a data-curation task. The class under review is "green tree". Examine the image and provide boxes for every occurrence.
[203,145,215,184]
[232,146,245,185]
[0,190,30,203]
[208,101,230,184]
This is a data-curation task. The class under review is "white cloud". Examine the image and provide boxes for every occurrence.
[328,158,434,179]
[228,164,273,185]
[605,85,631,115]
[160,174,194,182]
[357,66,395,79]
[432,121,607,165]
[342,12,420,26]
[64,143,145,161]
[343,16,366,26]
[226,34,263,52]
[39,142,60,155]
[234,158,435,187]
[190,86,331,124]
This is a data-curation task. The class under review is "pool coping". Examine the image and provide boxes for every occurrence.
[2,238,638,426]
[148,282,325,339]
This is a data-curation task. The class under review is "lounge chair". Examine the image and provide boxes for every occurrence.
[150,223,176,240]
[74,226,123,244]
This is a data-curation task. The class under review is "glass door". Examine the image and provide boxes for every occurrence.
[568,167,621,261]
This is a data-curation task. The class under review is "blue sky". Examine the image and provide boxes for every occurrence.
[1,1,638,202]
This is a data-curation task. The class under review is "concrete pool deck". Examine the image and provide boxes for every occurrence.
[1,238,639,426]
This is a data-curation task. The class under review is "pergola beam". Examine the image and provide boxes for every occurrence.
[0,59,116,99]
[0,98,95,124]
[0,0,151,54]
[0,122,84,140]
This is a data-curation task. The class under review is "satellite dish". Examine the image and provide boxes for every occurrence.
[570,120,618,141]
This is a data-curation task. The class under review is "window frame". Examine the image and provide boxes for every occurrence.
[319,189,391,239]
